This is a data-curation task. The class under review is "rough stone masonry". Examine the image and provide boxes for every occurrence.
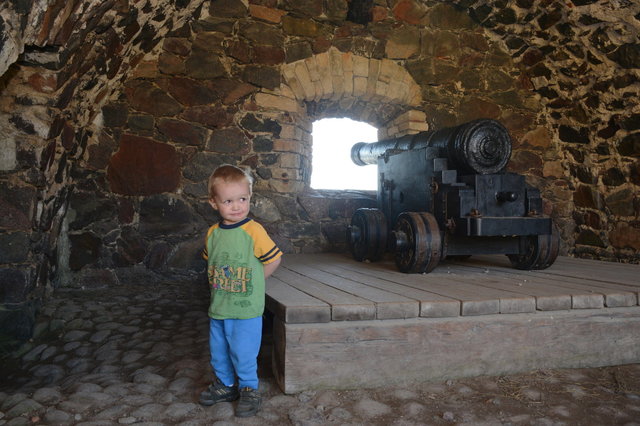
[0,0,639,346]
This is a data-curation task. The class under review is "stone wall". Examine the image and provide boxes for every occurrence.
[0,0,210,343]
[467,0,640,262]
[0,0,639,344]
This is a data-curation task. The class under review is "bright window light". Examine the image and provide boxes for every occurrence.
[311,118,378,190]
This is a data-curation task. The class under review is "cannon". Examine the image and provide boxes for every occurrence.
[347,118,559,273]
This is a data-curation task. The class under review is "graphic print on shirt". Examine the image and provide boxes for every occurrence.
[208,252,253,297]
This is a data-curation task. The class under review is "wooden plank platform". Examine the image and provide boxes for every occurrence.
[266,253,640,393]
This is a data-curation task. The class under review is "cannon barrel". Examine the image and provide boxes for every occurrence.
[351,118,512,175]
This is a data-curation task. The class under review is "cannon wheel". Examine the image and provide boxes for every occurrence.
[394,212,442,273]
[347,208,388,262]
[508,224,560,270]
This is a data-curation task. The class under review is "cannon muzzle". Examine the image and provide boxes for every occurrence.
[351,118,512,175]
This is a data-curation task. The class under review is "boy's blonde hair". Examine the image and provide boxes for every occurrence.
[208,164,253,199]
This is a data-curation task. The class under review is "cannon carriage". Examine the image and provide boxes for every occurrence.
[347,118,559,273]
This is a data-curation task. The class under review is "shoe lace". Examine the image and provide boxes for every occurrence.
[211,381,235,395]
[239,387,259,400]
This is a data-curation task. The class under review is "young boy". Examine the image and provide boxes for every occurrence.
[199,164,282,417]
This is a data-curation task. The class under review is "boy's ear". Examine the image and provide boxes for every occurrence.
[208,199,218,210]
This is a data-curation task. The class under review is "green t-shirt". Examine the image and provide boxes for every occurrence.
[203,218,282,319]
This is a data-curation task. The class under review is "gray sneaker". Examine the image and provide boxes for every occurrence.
[199,379,239,406]
[235,387,262,417]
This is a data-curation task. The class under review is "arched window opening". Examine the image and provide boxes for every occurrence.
[311,118,378,190]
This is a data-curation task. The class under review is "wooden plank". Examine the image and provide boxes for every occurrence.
[272,267,375,321]
[266,277,331,324]
[443,258,596,310]
[269,253,637,325]
[336,259,499,316]
[309,261,459,318]
[551,256,640,286]
[449,256,637,308]
[461,255,640,287]
[286,261,419,320]
[274,307,640,394]
[445,265,586,311]
[422,272,537,315]
[508,273,636,308]
[284,254,447,316]
[336,258,535,316]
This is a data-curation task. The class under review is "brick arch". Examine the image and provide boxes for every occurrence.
[280,47,422,120]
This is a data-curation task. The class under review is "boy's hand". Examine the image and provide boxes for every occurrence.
[263,257,281,279]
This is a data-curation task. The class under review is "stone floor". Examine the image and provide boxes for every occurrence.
[1,278,639,425]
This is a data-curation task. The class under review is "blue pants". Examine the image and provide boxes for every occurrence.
[209,316,262,389]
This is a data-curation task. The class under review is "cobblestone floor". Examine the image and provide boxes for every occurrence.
[1,279,639,425]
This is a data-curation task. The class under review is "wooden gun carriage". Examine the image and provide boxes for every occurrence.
[347,119,559,273]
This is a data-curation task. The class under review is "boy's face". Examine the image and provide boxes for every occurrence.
[209,180,251,225]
